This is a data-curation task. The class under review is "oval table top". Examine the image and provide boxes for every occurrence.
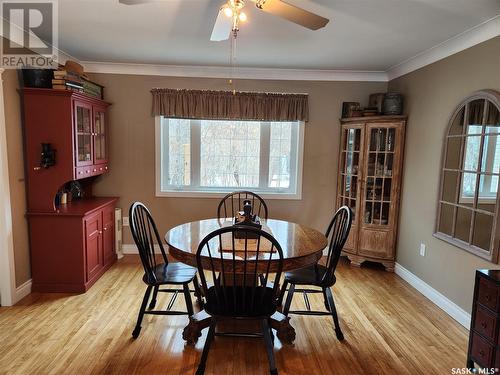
[165,218,328,272]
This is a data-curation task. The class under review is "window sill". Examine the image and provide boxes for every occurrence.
[155,189,302,200]
[432,231,496,262]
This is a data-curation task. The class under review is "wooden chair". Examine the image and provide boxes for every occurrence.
[279,206,352,340]
[129,202,202,339]
[217,191,268,220]
[195,226,284,375]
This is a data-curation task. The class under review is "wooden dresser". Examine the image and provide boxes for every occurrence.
[22,88,117,293]
[468,269,500,370]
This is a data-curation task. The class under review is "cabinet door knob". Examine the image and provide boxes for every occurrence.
[33,166,41,171]
[104,227,107,231]
[93,169,97,172]
[99,230,102,234]
[481,321,487,329]
[486,295,491,301]
[85,170,90,174]
[479,349,485,357]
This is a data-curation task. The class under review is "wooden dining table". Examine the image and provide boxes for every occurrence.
[165,218,328,344]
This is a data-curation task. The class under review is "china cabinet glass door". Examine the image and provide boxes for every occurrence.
[339,127,363,220]
[363,125,398,226]
[75,101,93,166]
[93,109,107,164]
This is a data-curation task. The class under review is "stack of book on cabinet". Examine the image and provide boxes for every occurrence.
[52,70,84,92]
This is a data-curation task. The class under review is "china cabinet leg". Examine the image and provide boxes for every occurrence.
[347,256,363,268]
[382,262,395,272]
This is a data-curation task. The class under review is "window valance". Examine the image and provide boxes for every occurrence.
[151,88,309,122]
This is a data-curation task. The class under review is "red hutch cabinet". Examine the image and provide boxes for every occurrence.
[22,88,117,293]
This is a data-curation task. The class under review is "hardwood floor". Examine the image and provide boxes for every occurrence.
[0,256,468,375]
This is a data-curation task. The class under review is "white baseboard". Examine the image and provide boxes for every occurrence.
[395,263,471,329]
[122,244,164,254]
[13,279,32,304]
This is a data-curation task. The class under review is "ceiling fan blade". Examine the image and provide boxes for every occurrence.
[119,0,158,5]
[256,0,329,30]
[210,7,233,41]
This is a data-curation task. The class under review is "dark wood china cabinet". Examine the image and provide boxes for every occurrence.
[22,88,117,293]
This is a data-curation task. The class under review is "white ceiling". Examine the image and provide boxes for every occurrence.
[58,0,500,71]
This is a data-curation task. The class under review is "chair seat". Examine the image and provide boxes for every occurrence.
[143,262,197,285]
[284,264,334,286]
[205,286,277,317]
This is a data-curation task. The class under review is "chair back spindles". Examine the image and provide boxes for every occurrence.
[322,206,352,286]
[217,191,269,220]
[196,226,283,317]
[129,202,168,284]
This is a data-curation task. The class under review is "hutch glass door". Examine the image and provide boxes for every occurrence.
[339,126,363,220]
[93,109,106,164]
[75,101,93,166]
[363,125,397,227]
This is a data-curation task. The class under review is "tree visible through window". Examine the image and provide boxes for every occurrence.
[157,117,303,197]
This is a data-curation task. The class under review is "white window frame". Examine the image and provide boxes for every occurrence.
[460,126,499,204]
[155,116,304,200]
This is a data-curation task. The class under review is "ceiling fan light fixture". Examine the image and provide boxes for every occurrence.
[238,12,247,22]
[223,6,233,17]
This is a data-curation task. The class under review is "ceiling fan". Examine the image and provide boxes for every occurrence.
[119,0,329,41]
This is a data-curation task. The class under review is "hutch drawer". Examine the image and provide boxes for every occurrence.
[473,305,497,341]
[478,277,500,312]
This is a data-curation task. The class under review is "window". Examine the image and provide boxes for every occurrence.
[156,117,304,198]
[461,125,500,201]
[435,91,500,262]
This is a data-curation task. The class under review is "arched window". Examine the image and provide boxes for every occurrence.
[435,90,500,262]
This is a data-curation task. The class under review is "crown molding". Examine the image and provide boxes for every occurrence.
[82,61,388,82]
[387,15,500,81]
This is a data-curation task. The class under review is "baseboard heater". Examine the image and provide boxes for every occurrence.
[115,208,124,259]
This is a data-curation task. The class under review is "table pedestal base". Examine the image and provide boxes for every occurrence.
[182,310,296,345]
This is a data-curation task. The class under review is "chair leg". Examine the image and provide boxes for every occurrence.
[324,287,344,341]
[282,283,295,316]
[322,287,330,312]
[196,319,216,375]
[193,277,204,308]
[277,279,289,307]
[183,283,194,316]
[259,274,266,286]
[148,285,159,310]
[262,319,278,375]
[132,285,153,339]
[269,325,275,344]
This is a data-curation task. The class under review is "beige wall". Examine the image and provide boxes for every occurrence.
[388,36,500,312]
[89,74,386,245]
[3,69,31,286]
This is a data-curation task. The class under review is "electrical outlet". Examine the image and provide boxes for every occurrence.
[419,243,426,257]
[122,216,129,226]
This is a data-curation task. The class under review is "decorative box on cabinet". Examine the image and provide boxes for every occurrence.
[468,270,500,371]
[22,88,117,293]
[336,115,407,271]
